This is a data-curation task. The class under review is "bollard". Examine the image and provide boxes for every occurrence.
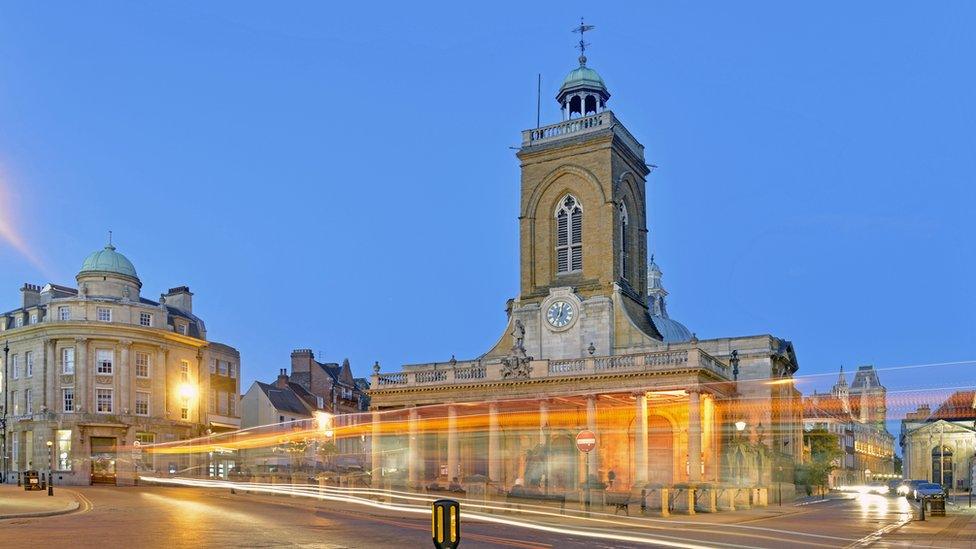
[431,499,460,549]
[48,475,53,496]
[640,488,647,515]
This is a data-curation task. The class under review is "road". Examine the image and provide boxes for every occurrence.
[0,486,915,548]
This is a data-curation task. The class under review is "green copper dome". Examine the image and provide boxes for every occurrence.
[79,244,139,280]
[557,61,610,103]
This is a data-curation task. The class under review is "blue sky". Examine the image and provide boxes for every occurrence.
[0,2,973,406]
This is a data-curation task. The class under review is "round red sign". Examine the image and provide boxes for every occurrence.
[576,430,597,453]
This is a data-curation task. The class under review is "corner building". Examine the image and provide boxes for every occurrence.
[369,50,804,507]
[1,241,241,485]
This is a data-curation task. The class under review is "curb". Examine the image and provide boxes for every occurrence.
[0,500,80,520]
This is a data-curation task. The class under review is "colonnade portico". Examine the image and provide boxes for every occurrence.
[371,384,725,495]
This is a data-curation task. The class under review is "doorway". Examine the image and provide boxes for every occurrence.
[91,437,118,485]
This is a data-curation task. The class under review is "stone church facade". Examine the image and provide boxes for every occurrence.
[368,49,803,508]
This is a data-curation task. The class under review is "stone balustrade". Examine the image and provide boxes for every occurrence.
[520,111,644,157]
[372,346,728,389]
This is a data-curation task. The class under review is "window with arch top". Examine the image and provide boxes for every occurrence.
[555,195,583,274]
[619,202,629,279]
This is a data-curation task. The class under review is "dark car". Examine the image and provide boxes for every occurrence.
[887,479,905,495]
[913,483,946,501]
[901,479,926,498]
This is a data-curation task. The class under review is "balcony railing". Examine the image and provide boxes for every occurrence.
[372,346,728,390]
[521,111,644,157]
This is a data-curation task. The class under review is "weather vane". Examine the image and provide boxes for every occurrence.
[572,17,595,65]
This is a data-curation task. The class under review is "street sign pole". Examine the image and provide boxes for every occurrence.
[576,430,597,516]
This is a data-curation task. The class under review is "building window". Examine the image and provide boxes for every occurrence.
[209,389,217,414]
[229,363,237,379]
[62,347,75,374]
[96,388,113,413]
[11,390,18,415]
[11,354,18,379]
[97,307,112,322]
[135,352,150,378]
[15,316,23,328]
[210,359,216,374]
[139,312,153,327]
[25,389,32,414]
[619,203,629,279]
[218,360,228,376]
[12,435,18,470]
[180,397,189,420]
[279,415,285,424]
[96,349,114,374]
[58,306,70,321]
[135,432,155,471]
[62,388,75,412]
[228,394,236,416]
[56,430,72,471]
[219,391,229,415]
[178,323,188,336]
[29,312,37,325]
[555,195,583,274]
[25,351,33,377]
[135,392,150,416]
[180,360,189,382]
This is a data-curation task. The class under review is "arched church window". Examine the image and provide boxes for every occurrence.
[556,195,583,274]
[619,202,629,279]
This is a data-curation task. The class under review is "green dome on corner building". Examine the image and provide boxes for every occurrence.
[556,56,611,118]
[79,243,139,281]
[558,65,608,99]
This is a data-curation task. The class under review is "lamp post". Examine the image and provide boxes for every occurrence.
[734,420,746,487]
[46,440,53,496]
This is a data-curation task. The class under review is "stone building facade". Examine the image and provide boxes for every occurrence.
[803,366,896,486]
[0,241,241,485]
[901,391,976,491]
[367,49,804,506]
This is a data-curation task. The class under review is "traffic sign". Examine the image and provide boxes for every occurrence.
[576,430,597,453]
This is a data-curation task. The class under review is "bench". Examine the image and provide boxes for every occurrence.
[605,492,642,515]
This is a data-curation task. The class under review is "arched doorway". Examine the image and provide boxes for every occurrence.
[647,416,673,485]
[932,445,953,488]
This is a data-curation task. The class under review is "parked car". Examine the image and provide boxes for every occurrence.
[887,479,905,495]
[913,483,946,501]
[901,479,926,497]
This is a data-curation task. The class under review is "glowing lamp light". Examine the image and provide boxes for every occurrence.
[734,420,747,432]
[178,383,197,399]
[314,411,335,436]
[46,440,53,447]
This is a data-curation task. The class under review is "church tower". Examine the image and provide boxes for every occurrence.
[486,28,664,361]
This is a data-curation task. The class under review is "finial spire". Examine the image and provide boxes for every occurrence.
[572,17,595,66]
[107,230,115,250]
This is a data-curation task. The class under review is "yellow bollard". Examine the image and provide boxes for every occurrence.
[432,499,460,549]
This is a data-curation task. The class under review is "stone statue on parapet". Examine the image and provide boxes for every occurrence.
[502,319,532,379]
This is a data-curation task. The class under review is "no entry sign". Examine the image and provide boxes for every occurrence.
[576,430,597,453]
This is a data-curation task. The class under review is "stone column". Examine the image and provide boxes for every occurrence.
[76,338,88,413]
[586,395,599,478]
[635,392,649,486]
[688,390,702,483]
[488,402,500,482]
[155,347,167,417]
[44,339,55,411]
[119,340,131,414]
[197,350,209,425]
[539,399,549,445]
[371,411,382,485]
[447,405,458,482]
[407,407,419,486]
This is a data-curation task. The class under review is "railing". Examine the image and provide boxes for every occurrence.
[524,112,610,145]
[455,365,486,380]
[414,370,447,383]
[373,346,729,390]
[548,359,584,374]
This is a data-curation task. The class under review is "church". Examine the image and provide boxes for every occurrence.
[367,38,804,510]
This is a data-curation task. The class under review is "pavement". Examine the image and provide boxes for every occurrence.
[875,497,976,547]
[0,484,927,548]
[0,484,80,519]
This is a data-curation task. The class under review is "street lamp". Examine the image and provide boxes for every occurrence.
[46,440,53,496]
[734,420,746,487]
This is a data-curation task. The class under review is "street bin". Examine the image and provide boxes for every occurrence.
[930,498,946,517]
[22,470,42,491]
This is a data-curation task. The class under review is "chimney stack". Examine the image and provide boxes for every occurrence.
[162,286,193,313]
[275,368,289,389]
[21,283,41,309]
[290,348,315,374]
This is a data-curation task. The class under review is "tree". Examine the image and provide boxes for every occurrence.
[800,427,843,497]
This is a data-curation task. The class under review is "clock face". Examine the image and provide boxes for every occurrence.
[546,300,575,328]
